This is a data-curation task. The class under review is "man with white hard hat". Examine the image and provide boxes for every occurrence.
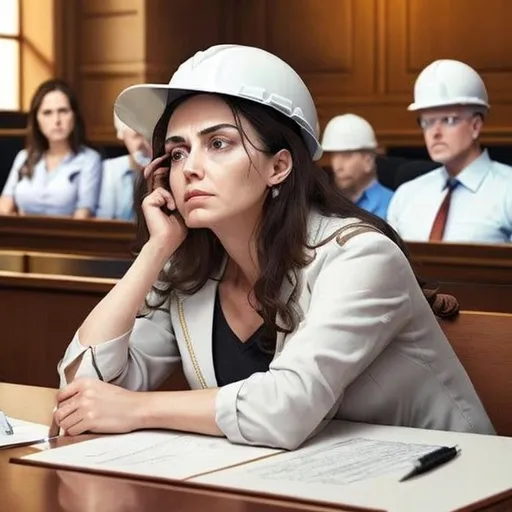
[387,59,512,243]
[96,113,152,221]
[321,114,393,219]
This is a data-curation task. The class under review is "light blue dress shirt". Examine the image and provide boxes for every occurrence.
[96,155,136,221]
[2,147,102,216]
[387,150,512,243]
[356,180,394,220]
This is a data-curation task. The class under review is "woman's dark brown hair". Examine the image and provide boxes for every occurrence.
[20,79,88,180]
[134,93,456,352]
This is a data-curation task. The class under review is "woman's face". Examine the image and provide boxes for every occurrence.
[36,90,75,144]
[165,94,282,230]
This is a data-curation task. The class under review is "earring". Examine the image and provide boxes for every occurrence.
[271,186,280,199]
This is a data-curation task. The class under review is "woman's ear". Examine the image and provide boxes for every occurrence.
[267,149,293,187]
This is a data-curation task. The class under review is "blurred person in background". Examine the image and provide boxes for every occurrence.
[321,114,393,220]
[0,79,101,218]
[388,60,512,243]
[96,113,152,221]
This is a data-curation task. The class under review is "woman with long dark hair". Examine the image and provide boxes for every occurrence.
[0,79,101,218]
[55,45,494,449]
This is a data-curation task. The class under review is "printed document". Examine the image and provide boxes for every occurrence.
[22,430,281,480]
[240,437,438,485]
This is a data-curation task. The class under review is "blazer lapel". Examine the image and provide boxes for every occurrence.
[177,279,219,388]
[174,258,227,389]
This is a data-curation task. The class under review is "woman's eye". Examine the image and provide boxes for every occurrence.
[211,139,228,150]
[170,149,186,162]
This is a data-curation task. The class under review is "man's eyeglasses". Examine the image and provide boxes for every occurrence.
[418,113,476,131]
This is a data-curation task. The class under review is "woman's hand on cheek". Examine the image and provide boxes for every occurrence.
[141,154,188,253]
[54,378,145,436]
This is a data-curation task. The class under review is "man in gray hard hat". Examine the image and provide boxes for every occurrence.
[388,59,512,243]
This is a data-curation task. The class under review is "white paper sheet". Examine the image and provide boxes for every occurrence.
[196,421,512,512]
[0,417,50,449]
[243,437,439,485]
[22,430,282,480]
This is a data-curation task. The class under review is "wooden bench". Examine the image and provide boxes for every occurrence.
[440,311,512,437]
[409,242,512,313]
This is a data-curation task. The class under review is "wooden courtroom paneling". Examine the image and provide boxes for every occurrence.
[55,0,512,148]
[74,0,146,142]
[144,0,230,84]
[0,215,137,259]
[409,242,512,313]
[224,0,377,101]
[0,272,114,387]
[380,0,512,146]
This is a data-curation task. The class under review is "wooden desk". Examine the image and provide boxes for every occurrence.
[408,242,512,313]
[0,383,360,512]
[0,215,137,258]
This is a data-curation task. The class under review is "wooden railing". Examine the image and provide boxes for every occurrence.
[1,215,511,313]
[0,215,137,258]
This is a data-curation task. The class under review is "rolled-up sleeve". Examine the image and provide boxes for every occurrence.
[1,150,27,197]
[215,233,411,450]
[58,305,181,391]
[76,149,102,213]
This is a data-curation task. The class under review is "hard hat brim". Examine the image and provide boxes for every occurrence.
[407,98,490,111]
[321,143,378,152]
[114,83,323,160]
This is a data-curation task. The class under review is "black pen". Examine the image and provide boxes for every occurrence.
[400,445,461,482]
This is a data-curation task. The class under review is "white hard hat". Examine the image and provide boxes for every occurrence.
[114,44,322,160]
[321,114,377,152]
[408,59,489,111]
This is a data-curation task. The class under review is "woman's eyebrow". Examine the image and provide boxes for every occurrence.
[164,123,238,145]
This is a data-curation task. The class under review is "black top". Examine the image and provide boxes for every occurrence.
[212,292,273,386]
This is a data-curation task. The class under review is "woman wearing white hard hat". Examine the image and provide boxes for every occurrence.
[388,59,512,243]
[321,114,393,220]
[54,46,494,448]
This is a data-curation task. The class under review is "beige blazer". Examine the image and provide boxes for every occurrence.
[58,212,495,449]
